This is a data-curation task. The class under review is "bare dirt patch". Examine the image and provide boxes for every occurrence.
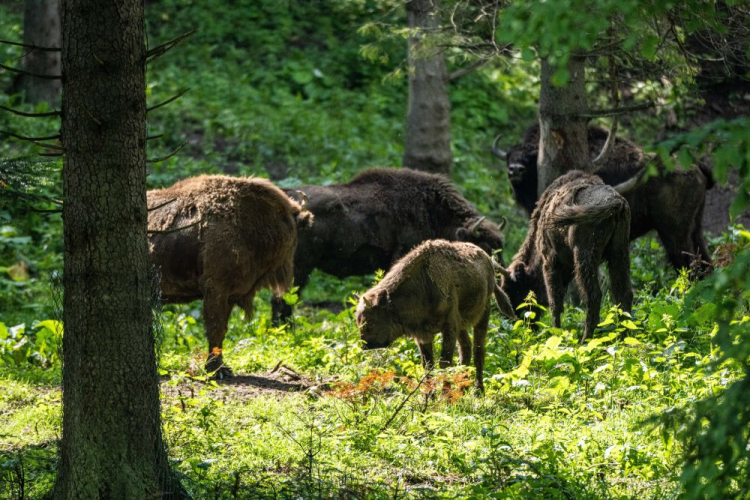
[161,364,332,401]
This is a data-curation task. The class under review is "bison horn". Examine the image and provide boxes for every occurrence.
[498,216,507,231]
[470,216,485,237]
[491,134,507,160]
[295,190,309,211]
[592,117,618,171]
[613,166,647,195]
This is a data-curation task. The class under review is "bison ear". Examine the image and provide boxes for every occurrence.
[455,227,469,241]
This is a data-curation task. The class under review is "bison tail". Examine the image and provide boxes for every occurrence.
[547,197,628,227]
[494,285,516,320]
[295,209,315,229]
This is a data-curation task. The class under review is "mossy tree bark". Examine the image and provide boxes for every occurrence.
[403,0,453,177]
[537,56,592,195]
[19,0,61,104]
[52,0,183,498]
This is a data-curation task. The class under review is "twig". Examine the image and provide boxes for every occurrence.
[147,133,164,141]
[83,107,101,126]
[146,140,187,163]
[38,152,64,157]
[146,28,198,62]
[448,57,492,82]
[147,219,201,235]
[0,62,61,79]
[379,372,429,434]
[577,101,655,119]
[147,88,189,113]
[0,106,59,118]
[0,39,60,51]
[0,130,60,143]
[147,198,176,212]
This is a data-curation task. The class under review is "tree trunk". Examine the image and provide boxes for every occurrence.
[403,0,452,176]
[53,0,183,498]
[537,56,591,195]
[19,0,61,104]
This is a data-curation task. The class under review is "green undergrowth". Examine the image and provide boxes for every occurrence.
[1,255,745,498]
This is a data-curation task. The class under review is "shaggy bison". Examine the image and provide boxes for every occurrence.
[499,171,633,343]
[493,124,713,274]
[273,168,507,322]
[148,175,313,377]
[356,239,516,391]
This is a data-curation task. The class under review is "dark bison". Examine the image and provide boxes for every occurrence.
[148,175,313,377]
[272,168,507,322]
[499,171,633,343]
[493,124,713,274]
[356,239,516,391]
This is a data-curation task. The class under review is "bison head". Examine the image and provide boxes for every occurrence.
[455,216,506,264]
[355,289,402,349]
[492,134,538,188]
[498,262,547,313]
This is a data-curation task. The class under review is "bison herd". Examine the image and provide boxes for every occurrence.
[147,125,714,388]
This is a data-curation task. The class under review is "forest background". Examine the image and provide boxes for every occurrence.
[1,1,750,498]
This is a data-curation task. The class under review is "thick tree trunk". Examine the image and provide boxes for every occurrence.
[537,56,591,195]
[53,0,183,498]
[403,0,452,176]
[19,0,61,104]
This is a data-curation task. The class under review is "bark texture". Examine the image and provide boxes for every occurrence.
[19,0,61,104]
[403,0,452,176]
[537,56,591,195]
[53,0,182,498]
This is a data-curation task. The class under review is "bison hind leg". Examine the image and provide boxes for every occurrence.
[472,306,490,393]
[457,330,472,366]
[203,287,235,379]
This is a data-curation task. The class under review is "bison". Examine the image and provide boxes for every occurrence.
[499,171,633,343]
[148,174,313,377]
[356,239,516,391]
[493,124,713,275]
[272,168,507,322]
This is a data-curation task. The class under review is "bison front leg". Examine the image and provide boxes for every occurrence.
[438,322,458,369]
[417,341,435,371]
[472,307,490,393]
[457,330,472,366]
[203,289,234,379]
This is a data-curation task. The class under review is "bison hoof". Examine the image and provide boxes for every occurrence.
[210,366,234,380]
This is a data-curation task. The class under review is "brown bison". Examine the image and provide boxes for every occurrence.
[273,168,507,322]
[356,239,516,391]
[148,175,313,377]
[499,171,633,343]
[493,124,713,275]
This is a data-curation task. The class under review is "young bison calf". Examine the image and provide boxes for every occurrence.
[499,171,633,342]
[355,240,516,391]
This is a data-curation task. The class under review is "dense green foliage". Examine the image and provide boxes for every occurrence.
[1,1,749,499]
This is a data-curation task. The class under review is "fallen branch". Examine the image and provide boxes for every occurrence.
[379,372,429,434]
[146,140,188,163]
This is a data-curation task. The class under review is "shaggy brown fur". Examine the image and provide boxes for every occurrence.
[148,174,312,376]
[501,171,633,343]
[273,168,507,322]
[355,240,516,391]
[501,124,712,275]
